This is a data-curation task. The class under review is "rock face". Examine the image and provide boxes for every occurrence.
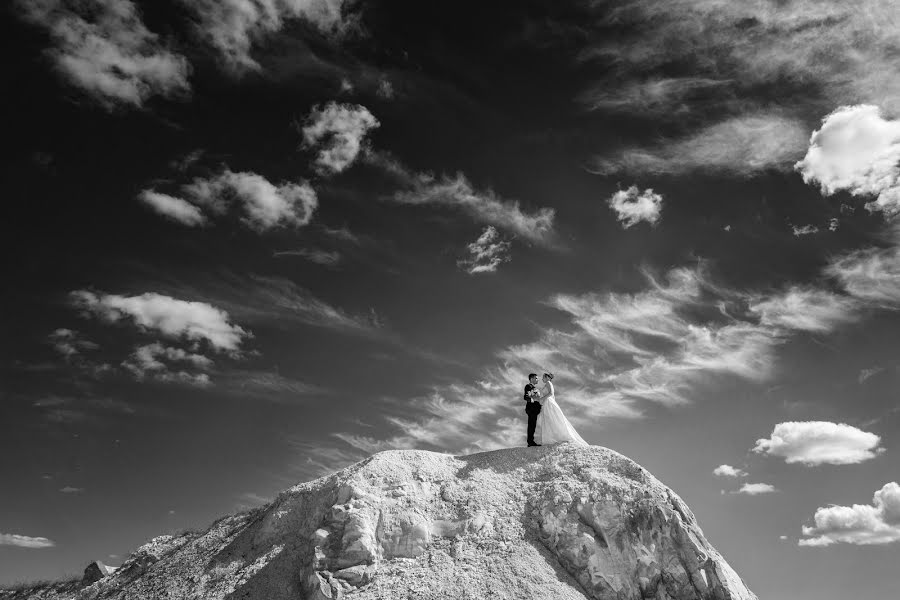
[3,444,757,600]
[81,562,116,585]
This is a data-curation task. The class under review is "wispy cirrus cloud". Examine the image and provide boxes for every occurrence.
[457,226,510,274]
[753,421,885,466]
[181,0,357,73]
[141,170,317,232]
[801,482,900,547]
[273,247,341,266]
[592,114,809,177]
[138,191,208,227]
[15,0,190,108]
[301,102,380,175]
[0,532,55,549]
[363,150,558,247]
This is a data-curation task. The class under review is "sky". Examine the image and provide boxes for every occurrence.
[2,0,899,597]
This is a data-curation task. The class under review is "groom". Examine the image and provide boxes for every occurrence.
[524,373,542,446]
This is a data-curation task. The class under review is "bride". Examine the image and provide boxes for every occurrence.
[537,373,588,445]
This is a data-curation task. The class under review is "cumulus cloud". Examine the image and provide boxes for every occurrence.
[607,186,663,228]
[16,0,190,108]
[713,465,747,478]
[792,224,818,237]
[796,105,900,217]
[753,421,885,466]
[458,226,511,274]
[733,483,777,496]
[593,115,809,177]
[122,342,213,386]
[181,0,355,73]
[185,170,318,231]
[48,328,98,358]
[301,102,380,175]
[138,190,208,227]
[0,532,55,548]
[142,169,317,231]
[69,291,250,354]
[749,288,858,333]
[801,482,900,546]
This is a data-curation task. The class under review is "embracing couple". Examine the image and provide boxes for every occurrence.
[523,372,588,447]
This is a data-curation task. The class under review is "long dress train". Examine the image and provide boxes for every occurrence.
[538,382,588,445]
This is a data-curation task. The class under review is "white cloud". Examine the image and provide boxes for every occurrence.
[458,226,511,274]
[732,483,777,496]
[394,172,557,247]
[825,235,900,308]
[122,342,213,386]
[593,114,809,176]
[16,0,190,108]
[185,170,318,231]
[0,533,55,548]
[749,287,858,333]
[792,224,819,237]
[181,0,354,73]
[607,186,663,228]
[59,486,84,493]
[796,105,900,217]
[302,102,380,175]
[138,190,208,227]
[859,367,885,383]
[800,482,900,546]
[273,247,341,266]
[376,78,394,99]
[713,464,747,477]
[70,291,250,354]
[48,328,98,358]
[753,421,885,466]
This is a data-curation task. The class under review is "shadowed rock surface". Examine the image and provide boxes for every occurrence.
[1,444,757,600]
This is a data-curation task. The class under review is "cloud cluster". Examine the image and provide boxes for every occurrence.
[801,482,900,546]
[181,0,355,73]
[141,169,318,231]
[122,342,214,386]
[579,0,900,175]
[753,421,885,466]
[458,226,511,274]
[607,186,663,228]
[301,102,380,175]
[749,288,858,333]
[48,328,98,358]
[70,290,250,354]
[0,532,55,549]
[16,0,190,108]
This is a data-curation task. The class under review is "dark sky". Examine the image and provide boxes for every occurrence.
[3,1,900,597]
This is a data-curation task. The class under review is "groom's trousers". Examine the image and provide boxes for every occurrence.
[525,403,541,445]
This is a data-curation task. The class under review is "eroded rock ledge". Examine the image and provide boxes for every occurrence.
[2,444,757,600]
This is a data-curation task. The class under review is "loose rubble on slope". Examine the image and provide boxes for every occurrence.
[1,444,757,600]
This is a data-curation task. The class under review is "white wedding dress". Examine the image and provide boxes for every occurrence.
[538,381,588,445]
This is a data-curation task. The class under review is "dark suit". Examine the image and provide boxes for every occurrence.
[524,383,541,445]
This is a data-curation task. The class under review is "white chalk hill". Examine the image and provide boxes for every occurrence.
[7,444,758,600]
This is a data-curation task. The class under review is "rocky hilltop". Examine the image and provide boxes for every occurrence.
[3,444,757,600]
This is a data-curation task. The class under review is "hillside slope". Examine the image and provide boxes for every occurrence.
[2,443,757,600]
